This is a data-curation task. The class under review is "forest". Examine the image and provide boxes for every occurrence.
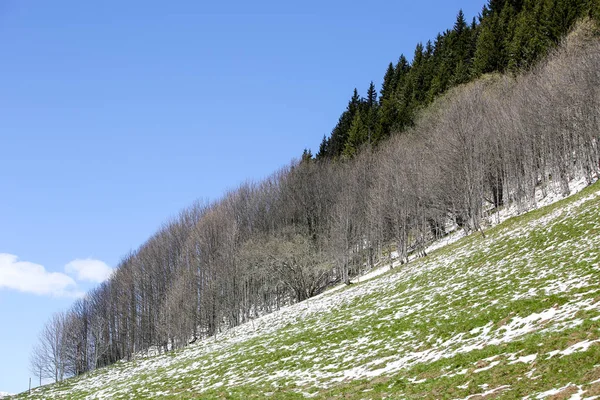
[30,0,600,384]
[318,0,599,159]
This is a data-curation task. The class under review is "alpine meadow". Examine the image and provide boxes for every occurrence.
[10,0,600,398]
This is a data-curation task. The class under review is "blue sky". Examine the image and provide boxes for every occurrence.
[0,0,486,394]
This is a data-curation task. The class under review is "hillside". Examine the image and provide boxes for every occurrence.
[14,179,600,399]
[25,5,600,386]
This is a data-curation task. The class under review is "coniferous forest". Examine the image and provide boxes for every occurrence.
[30,0,600,384]
[318,0,599,159]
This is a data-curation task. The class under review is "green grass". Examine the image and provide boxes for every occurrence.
[15,181,600,399]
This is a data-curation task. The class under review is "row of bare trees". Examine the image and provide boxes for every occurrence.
[32,21,600,383]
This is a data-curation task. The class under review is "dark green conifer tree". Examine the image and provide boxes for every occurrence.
[473,9,503,75]
[454,9,468,35]
[508,0,552,70]
[500,0,520,70]
[450,10,475,85]
[410,43,428,104]
[488,0,507,14]
[316,135,329,160]
[593,0,600,21]
[343,112,367,158]
[379,63,395,102]
[301,148,313,163]
[428,33,451,100]
[326,89,361,158]
[364,81,379,145]
[366,81,377,109]
[393,54,410,93]
[376,62,404,142]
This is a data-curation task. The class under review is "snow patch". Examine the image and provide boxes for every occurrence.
[509,354,537,364]
[458,385,511,400]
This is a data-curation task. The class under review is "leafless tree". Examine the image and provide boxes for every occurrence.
[32,21,600,378]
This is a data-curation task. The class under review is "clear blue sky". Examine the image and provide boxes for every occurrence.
[0,0,486,394]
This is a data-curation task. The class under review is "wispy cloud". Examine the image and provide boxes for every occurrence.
[64,258,113,283]
[0,253,82,297]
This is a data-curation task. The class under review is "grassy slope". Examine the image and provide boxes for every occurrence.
[17,181,600,399]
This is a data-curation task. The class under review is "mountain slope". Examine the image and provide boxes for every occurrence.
[17,180,600,399]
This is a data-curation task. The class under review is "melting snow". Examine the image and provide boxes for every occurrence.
[22,176,600,399]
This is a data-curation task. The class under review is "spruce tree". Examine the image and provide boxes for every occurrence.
[410,43,428,104]
[452,60,471,85]
[343,112,367,158]
[380,63,395,102]
[473,13,502,75]
[508,0,552,70]
[366,81,377,109]
[545,0,588,42]
[428,33,450,100]
[326,89,362,158]
[393,55,410,93]
[364,82,380,145]
[488,0,507,14]
[375,96,398,143]
[316,135,329,160]
[499,0,518,70]
[454,9,467,35]
[301,149,313,163]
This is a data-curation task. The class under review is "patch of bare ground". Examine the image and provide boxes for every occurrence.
[417,370,442,380]
[584,381,600,396]
[582,367,600,396]
[496,313,514,328]
[547,385,579,400]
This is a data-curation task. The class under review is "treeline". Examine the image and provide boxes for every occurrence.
[31,9,600,387]
[317,0,600,159]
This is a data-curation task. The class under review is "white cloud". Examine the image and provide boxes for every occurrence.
[64,258,113,283]
[0,253,81,297]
